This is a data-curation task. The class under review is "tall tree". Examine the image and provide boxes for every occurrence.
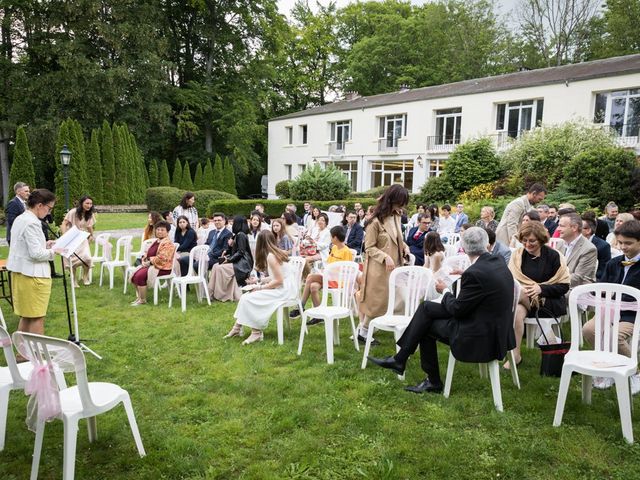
[9,126,35,191]
[172,159,183,188]
[193,162,204,190]
[86,128,104,203]
[148,159,159,187]
[180,161,193,190]
[223,157,237,196]
[212,154,224,191]
[202,157,214,189]
[158,159,171,186]
[101,121,116,204]
[54,119,87,218]
[113,125,129,204]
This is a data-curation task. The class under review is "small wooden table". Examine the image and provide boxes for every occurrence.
[0,259,13,309]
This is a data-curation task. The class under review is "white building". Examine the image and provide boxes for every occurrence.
[267,54,640,197]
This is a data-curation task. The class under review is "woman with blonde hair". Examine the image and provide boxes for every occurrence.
[475,206,498,232]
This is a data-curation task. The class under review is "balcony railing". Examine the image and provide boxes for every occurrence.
[596,122,640,149]
[378,138,398,153]
[426,135,461,153]
[328,141,345,155]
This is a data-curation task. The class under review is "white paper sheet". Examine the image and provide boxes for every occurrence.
[52,226,90,258]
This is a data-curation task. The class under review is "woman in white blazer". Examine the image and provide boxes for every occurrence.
[6,189,61,336]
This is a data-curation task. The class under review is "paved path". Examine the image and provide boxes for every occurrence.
[0,227,144,247]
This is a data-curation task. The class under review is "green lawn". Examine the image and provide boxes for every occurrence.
[1,259,640,479]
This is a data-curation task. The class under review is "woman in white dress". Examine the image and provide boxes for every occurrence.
[224,230,296,345]
[61,195,96,286]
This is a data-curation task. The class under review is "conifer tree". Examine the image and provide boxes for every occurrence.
[222,157,237,195]
[112,124,129,204]
[148,159,159,187]
[181,161,193,190]
[212,154,224,191]
[69,120,88,197]
[171,159,182,188]
[158,159,170,186]
[193,162,204,190]
[202,157,214,189]
[85,129,104,203]
[9,126,36,189]
[101,121,116,204]
[54,119,87,219]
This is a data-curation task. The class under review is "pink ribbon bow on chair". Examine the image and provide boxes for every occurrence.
[25,364,61,425]
[0,337,11,347]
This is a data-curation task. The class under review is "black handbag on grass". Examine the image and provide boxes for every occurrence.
[535,308,571,377]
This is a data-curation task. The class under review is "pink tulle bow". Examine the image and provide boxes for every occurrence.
[25,364,61,422]
[0,337,11,347]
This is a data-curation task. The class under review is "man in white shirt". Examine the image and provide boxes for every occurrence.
[557,212,597,289]
[437,204,456,240]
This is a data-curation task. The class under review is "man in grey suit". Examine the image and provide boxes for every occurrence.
[6,182,30,244]
[556,212,597,288]
[495,183,547,245]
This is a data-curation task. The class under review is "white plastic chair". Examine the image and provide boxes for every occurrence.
[85,232,111,285]
[0,310,33,451]
[442,254,471,273]
[553,283,640,443]
[123,239,156,294]
[128,233,146,263]
[548,237,565,251]
[99,235,133,289]
[169,245,211,312]
[361,267,433,380]
[274,257,306,345]
[12,331,146,480]
[153,243,181,305]
[297,261,360,364]
[443,280,522,411]
[407,253,416,266]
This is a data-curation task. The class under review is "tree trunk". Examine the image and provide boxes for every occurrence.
[205,123,213,153]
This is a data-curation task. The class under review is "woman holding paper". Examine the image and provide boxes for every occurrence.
[6,189,60,337]
[61,195,96,286]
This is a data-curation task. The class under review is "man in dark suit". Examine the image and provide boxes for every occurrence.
[6,181,29,244]
[343,211,364,254]
[204,212,232,269]
[537,204,557,237]
[368,227,515,393]
[581,217,611,281]
[405,212,432,266]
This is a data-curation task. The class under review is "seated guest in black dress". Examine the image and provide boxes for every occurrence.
[506,221,570,368]
[368,228,516,393]
[175,215,198,276]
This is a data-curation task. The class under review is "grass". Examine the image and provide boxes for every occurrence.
[1,255,640,478]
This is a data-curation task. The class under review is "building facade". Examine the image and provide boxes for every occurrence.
[267,54,640,197]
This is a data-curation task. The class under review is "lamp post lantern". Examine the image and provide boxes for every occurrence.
[60,145,72,211]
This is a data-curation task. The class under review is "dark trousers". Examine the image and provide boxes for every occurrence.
[395,301,453,383]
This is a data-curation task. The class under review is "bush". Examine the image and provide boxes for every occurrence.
[275,180,292,199]
[289,164,351,201]
[146,187,236,213]
[445,138,501,194]
[563,145,637,209]
[458,181,500,202]
[460,198,514,223]
[543,183,598,212]
[414,176,456,204]
[349,185,388,199]
[206,198,378,218]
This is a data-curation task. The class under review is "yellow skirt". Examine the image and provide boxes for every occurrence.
[11,272,52,318]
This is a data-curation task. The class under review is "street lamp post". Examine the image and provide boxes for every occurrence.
[60,145,72,211]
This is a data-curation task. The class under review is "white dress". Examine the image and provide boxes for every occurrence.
[233,257,296,330]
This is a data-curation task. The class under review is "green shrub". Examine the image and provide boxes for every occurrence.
[146,187,236,213]
[563,146,637,210]
[459,198,513,223]
[9,126,36,192]
[458,181,500,202]
[289,164,351,201]
[414,176,456,204]
[350,185,388,198]
[275,180,292,199]
[206,198,377,218]
[543,183,598,212]
[445,138,501,194]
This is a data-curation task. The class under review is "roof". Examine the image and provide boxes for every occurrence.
[270,54,640,122]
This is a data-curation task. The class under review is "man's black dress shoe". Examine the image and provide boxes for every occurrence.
[358,334,379,346]
[367,356,405,375]
[404,378,443,394]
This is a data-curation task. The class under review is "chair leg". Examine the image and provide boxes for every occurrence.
[553,366,573,427]
[30,420,46,480]
[349,313,359,352]
[202,279,211,306]
[394,331,405,381]
[109,267,114,290]
[181,283,187,312]
[122,394,146,457]
[62,417,79,480]
[87,416,97,443]
[168,281,174,308]
[153,280,159,305]
[276,307,285,345]
[443,351,456,398]
[478,363,488,378]
[614,376,634,443]
[507,350,521,389]
[297,313,307,356]
[87,267,93,285]
[360,324,375,369]
[582,374,592,405]
[487,361,503,412]
[324,317,335,364]
[333,319,340,346]
[99,265,104,287]
[526,324,535,349]
[0,387,9,451]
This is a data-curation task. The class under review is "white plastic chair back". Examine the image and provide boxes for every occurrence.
[288,256,306,293]
[113,235,133,264]
[0,324,27,387]
[386,266,432,317]
[319,261,359,310]
[91,233,111,261]
[548,237,565,251]
[446,233,460,247]
[349,248,357,260]
[442,254,471,272]
[140,239,155,256]
[407,253,416,266]
[187,245,210,279]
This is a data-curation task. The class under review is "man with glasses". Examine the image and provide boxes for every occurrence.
[343,211,364,254]
[406,213,432,266]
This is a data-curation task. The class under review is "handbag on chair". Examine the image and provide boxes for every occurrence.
[535,308,571,377]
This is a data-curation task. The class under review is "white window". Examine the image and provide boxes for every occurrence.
[325,160,358,191]
[429,159,444,178]
[299,164,306,174]
[378,114,407,150]
[434,108,462,145]
[370,159,413,189]
[300,125,308,145]
[285,164,292,180]
[495,100,544,138]
[594,89,640,137]
[285,126,293,145]
[329,120,351,153]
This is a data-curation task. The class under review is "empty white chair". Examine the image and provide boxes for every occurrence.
[123,239,156,294]
[12,331,146,480]
[169,245,211,312]
[0,310,33,451]
[85,232,111,285]
[297,261,360,364]
[128,233,147,263]
[553,283,640,443]
[99,235,133,289]
[361,267,432,380]
[274,257,306,345]
[153,244,181,305]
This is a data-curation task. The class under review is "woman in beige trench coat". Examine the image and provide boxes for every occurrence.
[358,184,409,341]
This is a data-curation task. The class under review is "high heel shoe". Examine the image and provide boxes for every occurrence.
[242,330,264,345]
[223,323,243,339]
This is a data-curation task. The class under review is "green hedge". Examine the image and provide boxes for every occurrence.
[146,187,236,213]
[206,198,377,218]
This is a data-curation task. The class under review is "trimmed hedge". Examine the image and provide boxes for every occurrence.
[146,187,236,213]
[206,198,377,218]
